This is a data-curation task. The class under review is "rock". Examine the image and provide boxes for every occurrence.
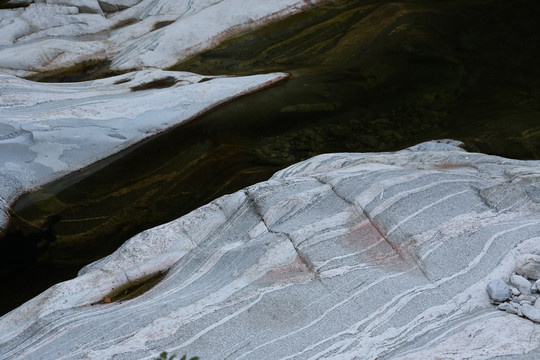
[0,3,110,50]
[486,280,510,302]
[534,279,540,293]
[0,69,288,235]
[518,295,537,307]
[506,303,520,315]
[97,0,141,13]
[516,254,540,280]
[0,0,31,7]
[518,294,536,302]
[0,0,326,75]
[497,302,521,315]
[498,301,521,315]
[521,304,540,323]
[535,297,540,309]
[47,0,104,14]
[510,274,533,295]
[510,286,520,296]
[1,141,540,359]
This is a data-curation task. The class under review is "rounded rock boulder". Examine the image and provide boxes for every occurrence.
[487,279,511,302]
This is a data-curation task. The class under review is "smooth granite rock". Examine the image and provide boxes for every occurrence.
[516,254,540,280]
[0,69,288,235]
[0,141,539,359]
[521,304,540,323]
[487,279,510,302]
[0,0,325,76]
[510,274,533,295]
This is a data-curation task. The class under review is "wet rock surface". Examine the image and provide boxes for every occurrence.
[1,141,539,359]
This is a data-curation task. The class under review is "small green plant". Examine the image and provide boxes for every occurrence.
[155,351,199,360]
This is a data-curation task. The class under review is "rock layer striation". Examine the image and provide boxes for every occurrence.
[1,140,539,359]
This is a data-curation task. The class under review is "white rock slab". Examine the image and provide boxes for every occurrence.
[516,253,540,280]
[1,140,539,359]
[0,0,325,76]
[0,69,288,234]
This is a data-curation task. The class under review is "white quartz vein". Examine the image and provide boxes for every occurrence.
[234,270,407,360]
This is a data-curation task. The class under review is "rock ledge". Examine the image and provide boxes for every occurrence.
[1,140,539,359]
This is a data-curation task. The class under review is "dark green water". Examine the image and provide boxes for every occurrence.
[2,0,540,315]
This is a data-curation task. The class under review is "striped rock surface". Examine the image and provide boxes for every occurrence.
[1,140,540,359]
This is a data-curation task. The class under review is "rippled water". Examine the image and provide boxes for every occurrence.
[2,0,540,315]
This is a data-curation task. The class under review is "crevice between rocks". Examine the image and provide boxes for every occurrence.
[96,270,169,304]
[312,175,437,285]
[310,175,469,320]
[130,76,179,91]
[242,188,322,282]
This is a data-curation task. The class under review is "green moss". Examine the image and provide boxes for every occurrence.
[130,76,178,91]
[111,18,141,30]
[153,21,175,31]
[25,59,130,83]
[101,271,168,303]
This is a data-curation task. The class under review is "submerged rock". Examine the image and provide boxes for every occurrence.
[1,140,539,359]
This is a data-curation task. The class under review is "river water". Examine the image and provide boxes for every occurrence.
[1,0,539,315]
